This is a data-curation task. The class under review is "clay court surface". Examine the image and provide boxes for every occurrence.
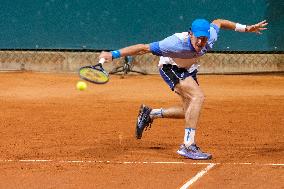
[0,72,283,188]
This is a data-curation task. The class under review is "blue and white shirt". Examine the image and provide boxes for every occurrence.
[149,23,220,69]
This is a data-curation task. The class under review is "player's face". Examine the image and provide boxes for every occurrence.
[190,33,208,52]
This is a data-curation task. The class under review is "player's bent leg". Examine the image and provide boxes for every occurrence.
[158,105,184,119]
[135,104,185,139]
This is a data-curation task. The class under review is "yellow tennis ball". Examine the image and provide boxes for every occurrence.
[76,81,87,91]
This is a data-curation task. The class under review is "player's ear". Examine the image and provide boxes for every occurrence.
[188,29,193,36]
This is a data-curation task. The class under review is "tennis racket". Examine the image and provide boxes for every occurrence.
[79,58,109,84]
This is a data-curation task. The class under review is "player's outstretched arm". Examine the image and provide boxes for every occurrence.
[99,44,151,62]
[212,19,268,34]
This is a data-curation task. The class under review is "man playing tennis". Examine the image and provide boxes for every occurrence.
[99,18,268,160]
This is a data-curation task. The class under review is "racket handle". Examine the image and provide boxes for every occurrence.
[99,58,106,65]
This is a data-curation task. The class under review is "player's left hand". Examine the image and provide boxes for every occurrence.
[246,20,268,34]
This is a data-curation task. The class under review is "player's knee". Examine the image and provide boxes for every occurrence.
[184,90,205,105]
[176,81,205,104]
[191,93,205,105]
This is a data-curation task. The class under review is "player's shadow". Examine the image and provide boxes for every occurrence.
[78,138,174,160]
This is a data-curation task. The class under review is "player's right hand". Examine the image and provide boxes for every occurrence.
[99,51,113,62]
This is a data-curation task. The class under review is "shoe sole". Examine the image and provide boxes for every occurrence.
[135,104,145,139]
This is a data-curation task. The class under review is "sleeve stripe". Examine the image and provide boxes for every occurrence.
[149,42,163,56]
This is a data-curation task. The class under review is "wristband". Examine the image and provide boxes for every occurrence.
[235,23,247,32]
[111,50,121,59]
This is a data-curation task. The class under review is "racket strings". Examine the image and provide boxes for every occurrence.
[79,67,109,84]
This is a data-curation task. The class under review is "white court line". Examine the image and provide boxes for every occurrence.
[0,159,282,189]
[0,159,283,166]
[18,159,52,162]
[180,163,216,189]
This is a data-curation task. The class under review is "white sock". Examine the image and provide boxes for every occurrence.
[184,128,196,148]
[150,108,164,119]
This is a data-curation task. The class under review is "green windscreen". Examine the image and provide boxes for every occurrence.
[0,0,282,51]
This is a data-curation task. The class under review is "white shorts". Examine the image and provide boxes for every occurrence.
[158,57,199,73]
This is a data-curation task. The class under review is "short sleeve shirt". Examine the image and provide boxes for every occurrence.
[149,23,220,59]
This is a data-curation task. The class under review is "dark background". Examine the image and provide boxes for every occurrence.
[0,0,282,51]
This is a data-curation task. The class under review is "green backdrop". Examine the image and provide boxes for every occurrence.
[0,0,282,51]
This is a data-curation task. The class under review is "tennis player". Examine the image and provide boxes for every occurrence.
[99,18,268,160]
